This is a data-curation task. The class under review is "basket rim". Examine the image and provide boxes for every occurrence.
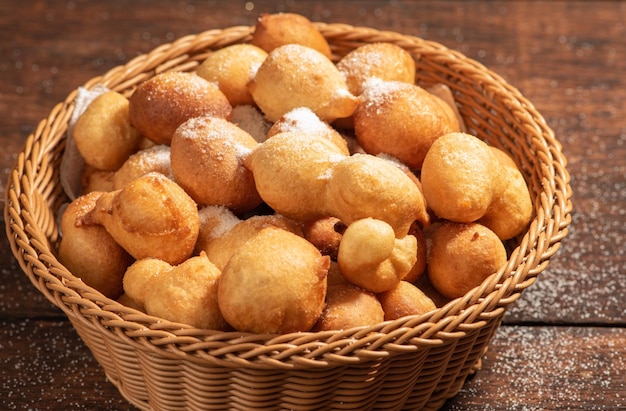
[4,22,573,367]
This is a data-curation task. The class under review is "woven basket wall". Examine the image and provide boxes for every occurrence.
[4,24,572,411]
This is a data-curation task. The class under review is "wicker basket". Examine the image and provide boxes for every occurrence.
[4,23,572,410]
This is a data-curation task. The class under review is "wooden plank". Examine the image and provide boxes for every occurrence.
[443,325,626,410]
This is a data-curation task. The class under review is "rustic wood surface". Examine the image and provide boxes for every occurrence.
[1,1,624,410]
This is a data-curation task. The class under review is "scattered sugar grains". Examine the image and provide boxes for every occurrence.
[360,77,411,113]
[276,107,331,134]
[505,168,625,323]
[1,320,127,410]
[447,326,626,410]
[231,104,270,143]
[198,205,240,238]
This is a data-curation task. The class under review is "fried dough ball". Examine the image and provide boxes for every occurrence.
[81,166,115,194]
[218,227,329,334]
[353,79,460,169]
[201,214,303,271]
[252,12,332,58]
[378,281,436,321]
[302,216,346,260]
[326,261,350,286]
[402,222,428,284]
[427,222,507,299]
[337,218,417,293]
[244,131,345,221]
[58,191,133,299]
[478,147,533,240]
[231,104,271,143]
[142,253,228,330]
[129,71,232,145]
[325,154,429,236]
[337,42,416,96]
[170,116,262,213]
[313,284,384,331]
[73,90,142,171]
[421,132,506,223]
[426,83,467,133]
[196,44,268,106]
[249,44,358,122]
[267,107,350,155]
[112,145,172,190]
[194,205,242,256]
[246,133,428,236]
[137,136,157,150]
[80,172,200,265]
[122,257,172,310]
[413,270,450,309]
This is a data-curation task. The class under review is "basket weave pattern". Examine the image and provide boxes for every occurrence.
[4,24,572,410]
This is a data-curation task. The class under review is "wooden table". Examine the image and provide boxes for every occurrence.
[1,1,624,409]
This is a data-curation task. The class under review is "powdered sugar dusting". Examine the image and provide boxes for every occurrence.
[333,87,354,99]
[277,107,330,135]
[176,116,255,161]
[234,143,253,159]
[361,78,412,114]
[198,205,240,238]
[317,165,335,181]
[375,152,406,168]
[231,105,270,143]
[134,145,170,168]
[249,61,262,79]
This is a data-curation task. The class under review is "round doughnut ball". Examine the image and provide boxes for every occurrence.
[478,147,533,240]
[218,227,329,334]
[337,218,417,293]
[326,261,350,286]
[58,191,133,299]
[144,253,228,330]
[170,116,261,213]
[123,257,172,309]
[73,90,142,171]
[82,172,200,265]
[194,205,241,256]
[202,214,303,271]
[129,71,232,145]
[421,132,506,223]
[378,281,436,320]
[196,44,268,106]
[252,12,331,58]
[427,222,507,299]
[337,42,416,96]
[402,222,428,284]
[325,154,428,236]
[302,217,346,260]
[267,107,350,155]
[353,79,460,169]
[313,284,384,331]
[113,145,172,190]
[244,131,346,221]
[249,44,358,123]
[81,167,115,194]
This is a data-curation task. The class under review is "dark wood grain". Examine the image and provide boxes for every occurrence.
[1,320,623,411]
[2,1,624,410]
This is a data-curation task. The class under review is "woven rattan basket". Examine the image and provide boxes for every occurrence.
[5,23,572,410]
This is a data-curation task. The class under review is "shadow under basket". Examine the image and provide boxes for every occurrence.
[4,23,572,411]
